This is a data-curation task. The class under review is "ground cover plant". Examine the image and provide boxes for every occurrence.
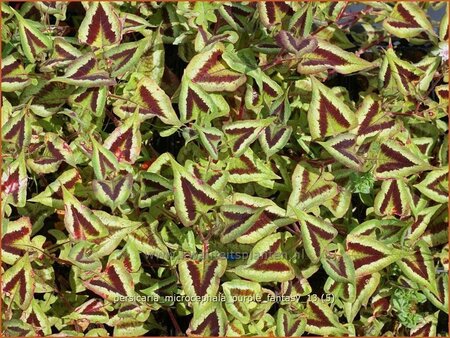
[1,1,449,336]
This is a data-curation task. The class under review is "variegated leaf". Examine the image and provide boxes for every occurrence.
[103,113,141,164]
[179,258,226,298]
[343,273,381,323]
[257,2,293,29]
[304,300,347,336]
[128,220,169,260]
[69,299,109,324]
[297,211,338,263]
[92,174,133,210]
[408,205,441,243]
[383,47,423,96]
[2,254,35,310]
[321,244,355,283]
[259,124,292,158]
[346,235,406,276]
[298,40,373,75]
[40,37,83,71]
[308,77,357,139]
[223,118,274,157]
[374,179,413,218]
[374,140,431,179]
[226,149,280,184]
[414,168,448,203]
[397,242,437,292]
[288,163,338,214]
[222,280,262,324]
[323,185,351,219]
[1,54,32,92]
[232,233,295,282]
[185,43,247,92]
[52,53,115,88]
[1,217,32,265]
[275,30,318,56]
[356,94,396,141]
[78,2,122,49]
[91,212,141,258]
[91,136,120,180]
[2,152,27,208]
[69,87,107,117]
[29,168,82,209]
[84,260,134,301]
[62,187,108,241]
[318,133,363,170]
[383,3,434,39]
[113,76,181,126]
[187,302,227,336]
[68,241,102,271]
[105,38,150,77]
[195,126,223,160]
[172,160,222,227]
[14,9,52,63]
[27,156,62,174]
[410,313,438,337]
[276,308,306,337]
[138,172,172,208]
[179,79,224,123]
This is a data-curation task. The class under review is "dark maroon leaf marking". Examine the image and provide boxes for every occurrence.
[71,206,100,238]
[85,4,117,45]
[190,310,220,336]
[307,302,334,327]
[379,180,403,216]
[347,241,385,270]
[185,260,218,296]
[376,144,416,174]
[180,177,216,221]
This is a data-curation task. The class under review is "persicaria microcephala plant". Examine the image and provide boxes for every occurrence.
[1,1,449,336]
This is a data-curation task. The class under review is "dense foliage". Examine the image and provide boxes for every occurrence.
[1,1,449,336]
